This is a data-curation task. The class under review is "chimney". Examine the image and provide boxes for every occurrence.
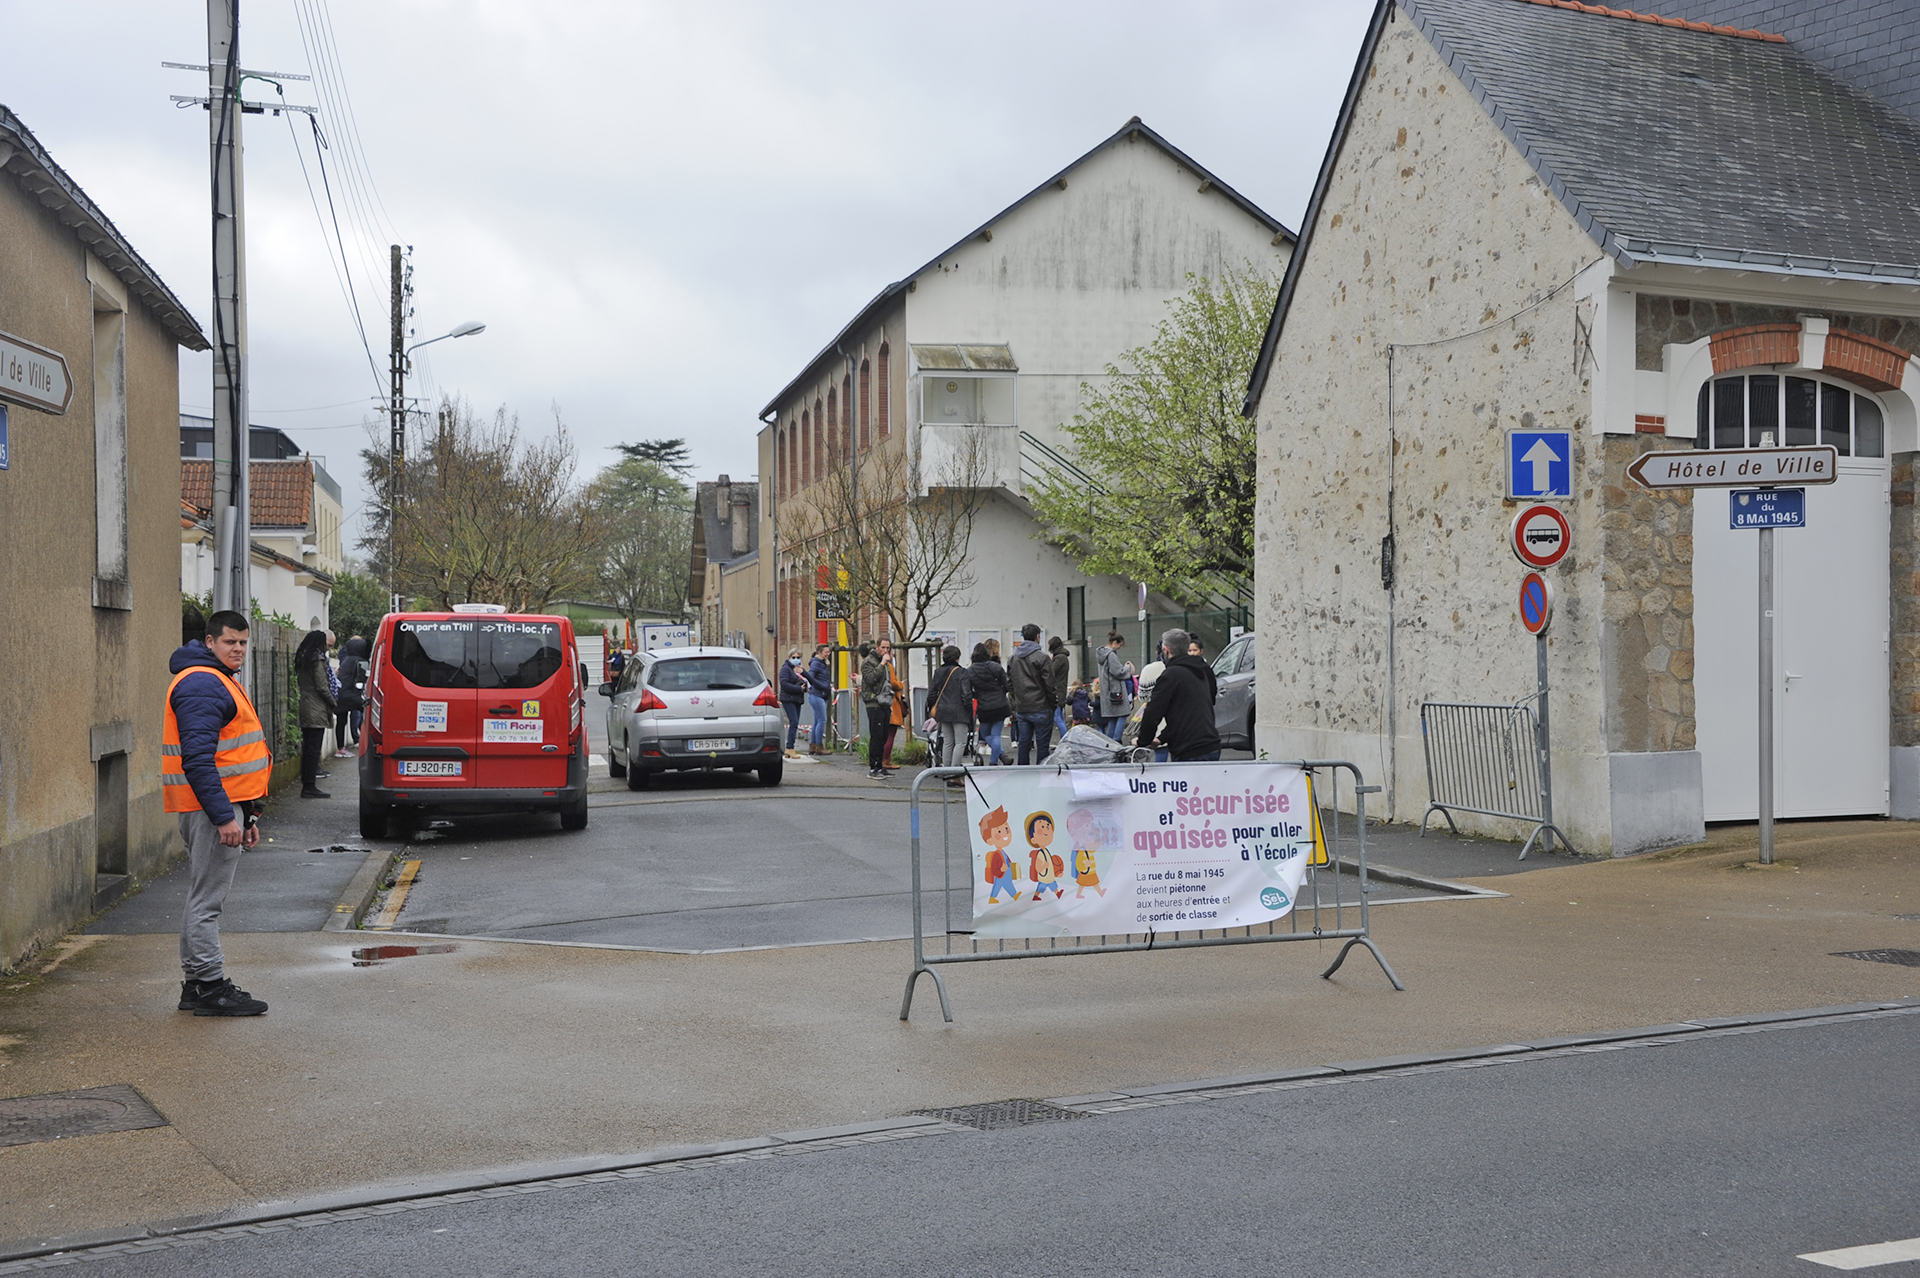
[730,487,751,554]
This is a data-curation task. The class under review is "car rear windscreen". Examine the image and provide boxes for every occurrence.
[390,621,477,688]
[647,657,764,691]
[479,623,565,689]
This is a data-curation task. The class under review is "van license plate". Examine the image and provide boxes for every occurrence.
[398,760,462,777]
[687,738,735,752]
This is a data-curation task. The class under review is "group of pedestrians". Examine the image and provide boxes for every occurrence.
[777,620,1223,780]
[776,643,835,754]
[290,630,369,800]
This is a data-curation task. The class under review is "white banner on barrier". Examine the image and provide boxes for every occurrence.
[961,763,1322,940]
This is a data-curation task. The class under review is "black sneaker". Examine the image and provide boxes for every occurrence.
[181,977,268,1017]
[301,785,331,799]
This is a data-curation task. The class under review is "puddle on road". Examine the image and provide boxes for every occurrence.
[350,944,457,967]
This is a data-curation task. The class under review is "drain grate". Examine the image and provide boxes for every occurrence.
[912,1099,1084,1131]
[1832,948,1920,968]
[0,1085,167,1148]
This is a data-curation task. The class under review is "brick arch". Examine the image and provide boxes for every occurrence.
[1707,321,1911,394]
[1825,328,1911,393]
[1707,323,1800,374]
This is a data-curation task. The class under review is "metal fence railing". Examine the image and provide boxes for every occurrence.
[900,759,1403,1022]
[1419,699,1569,859]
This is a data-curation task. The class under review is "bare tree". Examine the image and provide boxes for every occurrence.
[364,395,600,612]
[790,428,994,644]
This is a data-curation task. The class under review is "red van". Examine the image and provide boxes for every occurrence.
[357,607,590,837]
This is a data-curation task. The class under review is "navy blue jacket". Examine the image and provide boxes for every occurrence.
[169,642,247,825]
[805,656,833,698]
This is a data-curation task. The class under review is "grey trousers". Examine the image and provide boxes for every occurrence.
[179,810,243,982]
[938,722,973,768]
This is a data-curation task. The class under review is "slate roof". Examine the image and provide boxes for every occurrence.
[181,458,315,528]
[1245,0,1920,410]
[1406,0,1920,277]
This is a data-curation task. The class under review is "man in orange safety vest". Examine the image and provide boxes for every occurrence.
[163,609,272,1016]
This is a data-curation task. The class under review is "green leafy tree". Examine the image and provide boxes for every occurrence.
[329,568,388,644]
[1027,267,1277,604]
[590,441,694,622]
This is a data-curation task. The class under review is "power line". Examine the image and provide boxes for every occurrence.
[275,85,383,396]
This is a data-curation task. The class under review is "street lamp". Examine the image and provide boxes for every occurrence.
[389,320,486,611]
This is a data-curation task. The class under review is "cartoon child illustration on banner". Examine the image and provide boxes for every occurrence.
[979,806,1021,904]
[1025,811,1066,900]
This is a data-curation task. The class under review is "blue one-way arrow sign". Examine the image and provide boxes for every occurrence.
[1507,429,1573,499]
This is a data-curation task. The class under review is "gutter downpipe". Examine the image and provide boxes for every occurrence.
[1385,343,1398,825]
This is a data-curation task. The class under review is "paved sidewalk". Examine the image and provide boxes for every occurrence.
[1,817,1915,1252]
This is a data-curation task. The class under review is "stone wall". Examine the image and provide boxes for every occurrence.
[1894,451,1920,748]
[1600,437,1695,754]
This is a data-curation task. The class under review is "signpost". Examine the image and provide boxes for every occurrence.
[1510,503,1571,570]
[1629,444,1837,864]
[814,590,851,622]
[1507,429,1573,499]
[0,330,74,416]
[1516,570,1556,851]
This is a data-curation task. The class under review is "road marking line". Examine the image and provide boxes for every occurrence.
[366,860,422,931]
[1799,1238,1920,1270]
[589,754,605,766]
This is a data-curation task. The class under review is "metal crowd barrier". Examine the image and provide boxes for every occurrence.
[1418,699,1569,859]
[900,759,1404,1022]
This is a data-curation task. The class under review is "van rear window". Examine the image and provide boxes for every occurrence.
[480,624,564,689]
[391,623,476,688]
[648,657,764,691]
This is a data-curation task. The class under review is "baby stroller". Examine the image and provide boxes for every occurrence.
[1048,723,1152,766]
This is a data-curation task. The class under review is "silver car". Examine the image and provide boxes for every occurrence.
[1212,632,1256,751]
[601,646,785,788]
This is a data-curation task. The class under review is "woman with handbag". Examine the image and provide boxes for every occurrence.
[930,645,974,771]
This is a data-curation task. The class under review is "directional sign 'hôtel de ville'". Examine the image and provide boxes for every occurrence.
[0,330,74,416]
[1626,445,1838,491]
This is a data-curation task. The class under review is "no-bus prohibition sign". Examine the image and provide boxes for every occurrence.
[1510,503,1571,569]
[1519,572,1553,635]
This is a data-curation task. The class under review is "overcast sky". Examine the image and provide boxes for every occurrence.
[2,0,1373,555]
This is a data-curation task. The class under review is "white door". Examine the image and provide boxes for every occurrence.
[1694,374,1890,820]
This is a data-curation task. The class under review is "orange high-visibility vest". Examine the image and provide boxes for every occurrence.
[162,665,272,813]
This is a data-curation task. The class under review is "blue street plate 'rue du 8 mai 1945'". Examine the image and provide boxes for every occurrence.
[1730,488,1805,529]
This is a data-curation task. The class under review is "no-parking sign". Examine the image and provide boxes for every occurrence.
[1519,572,1553,635]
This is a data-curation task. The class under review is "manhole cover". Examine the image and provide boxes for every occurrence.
[0,1085,167,1148]
[1832,949,1920,968]
[912,1099,1084,1131]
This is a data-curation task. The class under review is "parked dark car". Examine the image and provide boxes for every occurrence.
[1212,632,1256,750]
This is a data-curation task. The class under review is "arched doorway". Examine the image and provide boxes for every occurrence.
[1693,371,1891,819]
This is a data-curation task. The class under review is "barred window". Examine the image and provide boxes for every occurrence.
[1696,373,1883,457]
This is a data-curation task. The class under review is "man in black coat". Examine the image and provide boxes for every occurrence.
[1134,628,1220,761]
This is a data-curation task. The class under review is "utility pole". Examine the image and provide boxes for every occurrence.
[208,0,250,621]
[388,243,409,611]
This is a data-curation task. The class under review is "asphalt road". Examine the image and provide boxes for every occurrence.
[87,751,1510,951]
[32,1009,1918,1277]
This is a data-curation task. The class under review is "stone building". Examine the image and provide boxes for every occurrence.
[689,475,763,662]
[0,107,209,967]
[757,119,1292,695]
[1244,0,1920,854]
